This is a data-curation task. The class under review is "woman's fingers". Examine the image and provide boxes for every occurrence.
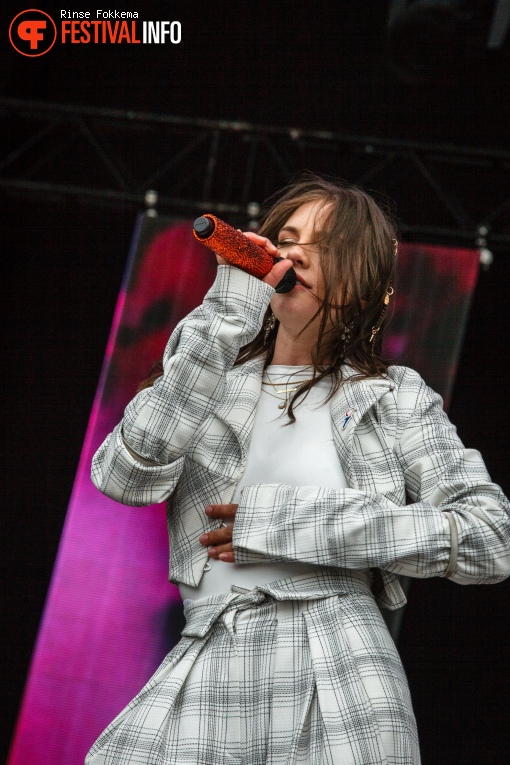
[218,549,235,562]
[208,542,235,562]
[242,231,279,255]
[199,525,233,546]
[216,233,277,266]
[199,529,235,563]
[200,504,236,545]
[262,257,294,289]
[200,503,237,562]
[205,503,238,518]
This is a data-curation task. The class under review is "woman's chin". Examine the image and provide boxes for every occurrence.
[272,292,319,320]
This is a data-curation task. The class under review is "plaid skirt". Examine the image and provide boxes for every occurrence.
[86,578,420,765]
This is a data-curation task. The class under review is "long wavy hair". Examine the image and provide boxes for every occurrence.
[235,174,398,421]
[138,174,398,422]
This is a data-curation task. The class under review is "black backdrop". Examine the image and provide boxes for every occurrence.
[2,2,510,763]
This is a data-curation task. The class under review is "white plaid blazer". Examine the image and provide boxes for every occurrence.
[92,266,510,610]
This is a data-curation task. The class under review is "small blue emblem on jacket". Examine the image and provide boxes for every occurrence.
[342,409,356,429]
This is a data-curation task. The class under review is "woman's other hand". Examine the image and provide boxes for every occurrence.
[199,503,238,562]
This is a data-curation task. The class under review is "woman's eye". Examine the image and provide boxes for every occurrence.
[277,239,296,248]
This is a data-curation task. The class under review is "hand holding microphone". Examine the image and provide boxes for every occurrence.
[193,214,296,293]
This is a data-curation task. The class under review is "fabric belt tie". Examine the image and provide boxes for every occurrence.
[181,568,373,639]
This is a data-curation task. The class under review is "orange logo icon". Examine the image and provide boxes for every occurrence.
[9,9,57,56]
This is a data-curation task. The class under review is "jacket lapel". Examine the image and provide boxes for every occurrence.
[212,357,265,465]
[213,360,395,490]
[332,372,394,488]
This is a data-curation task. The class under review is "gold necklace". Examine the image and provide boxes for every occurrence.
[262,379,313,390]
[261,372,314,410]
[261,386,299,410]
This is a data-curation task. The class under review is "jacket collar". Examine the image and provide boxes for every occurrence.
[330,371,394,482]
[212,357,265,461]
[216,359,393,469]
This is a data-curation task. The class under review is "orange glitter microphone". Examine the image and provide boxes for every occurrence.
[193,214,296,293]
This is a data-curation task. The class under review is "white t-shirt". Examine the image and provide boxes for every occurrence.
[179,365,349,602]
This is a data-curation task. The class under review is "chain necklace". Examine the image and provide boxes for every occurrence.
[262,370,314,410]
[261,385,304,410]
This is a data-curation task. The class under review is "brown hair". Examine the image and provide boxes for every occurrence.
[138,173,398,417]
[235,173,398,421]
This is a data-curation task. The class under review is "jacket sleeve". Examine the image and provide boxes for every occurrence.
[91,266,274,507]
[232,378,510,585]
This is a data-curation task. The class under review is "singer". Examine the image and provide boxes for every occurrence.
[86,174,510,765]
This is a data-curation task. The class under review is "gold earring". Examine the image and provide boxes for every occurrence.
[370,285,394,344]
[383,286,394,306]
[263,312,276,344]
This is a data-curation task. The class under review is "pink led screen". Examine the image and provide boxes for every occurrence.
[8,214,479,765]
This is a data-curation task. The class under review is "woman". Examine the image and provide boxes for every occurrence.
[86,176,510,765]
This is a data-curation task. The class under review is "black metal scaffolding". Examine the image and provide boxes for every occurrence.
[1,97,510,249]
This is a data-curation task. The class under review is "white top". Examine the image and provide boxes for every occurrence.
[179,365,350,602]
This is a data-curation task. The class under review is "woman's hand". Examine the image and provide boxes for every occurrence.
[199,503,238,562]
[215,231,293,290]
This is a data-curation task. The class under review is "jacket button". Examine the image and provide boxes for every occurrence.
[203,561,211,572]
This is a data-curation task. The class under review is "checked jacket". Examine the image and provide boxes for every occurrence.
[91,266,510,609]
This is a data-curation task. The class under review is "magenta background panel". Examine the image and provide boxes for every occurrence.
[8,215,479,765]
[8,215,217,765]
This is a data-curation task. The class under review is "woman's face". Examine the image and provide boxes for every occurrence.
[270,199,331,333]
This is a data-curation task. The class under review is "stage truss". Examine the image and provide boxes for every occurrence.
[1,97,510,251]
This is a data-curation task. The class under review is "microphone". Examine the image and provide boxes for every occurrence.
[193,214,296,294]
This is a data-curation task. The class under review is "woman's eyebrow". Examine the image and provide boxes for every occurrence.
[278,225,326,240]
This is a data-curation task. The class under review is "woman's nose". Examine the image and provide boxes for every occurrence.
[284,243,309,267]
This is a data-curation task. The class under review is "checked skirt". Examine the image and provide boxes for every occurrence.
[86,584,420,765]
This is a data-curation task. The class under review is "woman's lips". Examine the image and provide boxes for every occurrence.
[295,274,310,288]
